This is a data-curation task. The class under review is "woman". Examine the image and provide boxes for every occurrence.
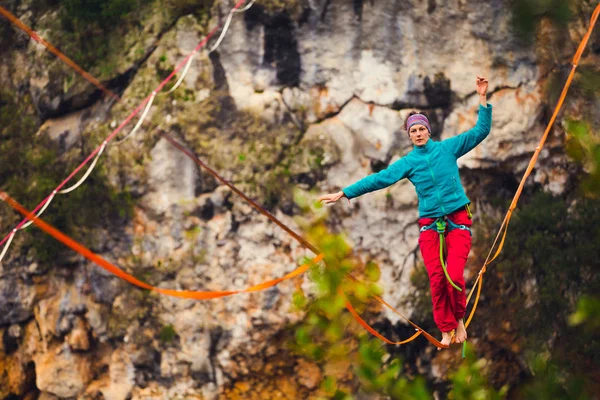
[318,77,491,347]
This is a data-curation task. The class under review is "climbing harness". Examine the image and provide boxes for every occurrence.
[419,214,471,292]
[419,210,472,356]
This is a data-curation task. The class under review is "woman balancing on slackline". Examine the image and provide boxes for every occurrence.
[318,76,491,348]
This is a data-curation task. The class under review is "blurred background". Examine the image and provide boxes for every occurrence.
[0,0,598,398]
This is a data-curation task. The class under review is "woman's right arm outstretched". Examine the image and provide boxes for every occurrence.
[318,157,410,205]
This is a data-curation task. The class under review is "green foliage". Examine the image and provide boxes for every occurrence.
[489,191,600,396]
[518,355,588,400]
[566,119,600,196]
[356,337,430,400]
[159,324,177,343]
[569,295,600,331]
[497,192,600,338]
[256,0,302,13]
[573,66,600,100]
[61,0,152,27]
[290,198,431,399]
[449,345,507,400]
[511,0,572,41]
[167,0,214,15]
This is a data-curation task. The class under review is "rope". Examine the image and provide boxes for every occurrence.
[166,53,198,95]
[0,230,16,264]
[19,191,56,229]
[1,0,255,248]
[0,6,119,100]
[209,0,255,53]
[0,0,250,253]
[0,191,324,299]
[166,0,256,94]
[439,232,462,292]
[58,142,108,194]
[115,92,157,144]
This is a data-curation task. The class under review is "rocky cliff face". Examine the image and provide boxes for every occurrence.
[0,0,597,398]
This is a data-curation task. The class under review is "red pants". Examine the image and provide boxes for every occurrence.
[418,209,472,332]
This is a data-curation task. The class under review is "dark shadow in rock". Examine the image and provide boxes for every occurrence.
[370,159,388,174]
[320,0,332,21]
[427,0,437,14]
[353,0,364,21]
[2,328,19,355]
[195,173,219,198]
[297,6,312,27]
[0,280,35,326]
[423,73,452,109]
[244,5,301,87]
[427,108,446,141]
[208,50,237,123]
[264,13,301,87]
[193,197,215,221]
[208,51,229,93]
[263,286,279,310]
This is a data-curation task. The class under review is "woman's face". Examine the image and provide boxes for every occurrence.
[409,124,430,147]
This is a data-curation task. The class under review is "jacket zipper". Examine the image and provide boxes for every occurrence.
[417,188,427,208]
[452,176,460,199]
[427,155,446,215]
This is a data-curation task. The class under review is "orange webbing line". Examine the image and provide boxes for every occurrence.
[341,291,424,346]
[465,273,483,328]
[163,133,446,347]
[463,3,600,329]
[0,6,119,101]
[344,273,447,347]
[370,293,447,347]
[0,191,323,300]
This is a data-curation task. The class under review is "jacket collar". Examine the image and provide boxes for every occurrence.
[413,139,435,153]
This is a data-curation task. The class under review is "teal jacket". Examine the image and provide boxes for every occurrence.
[342,104,492,218]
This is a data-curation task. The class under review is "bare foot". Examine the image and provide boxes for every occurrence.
[455,319,467,344]
[437,330,453,350]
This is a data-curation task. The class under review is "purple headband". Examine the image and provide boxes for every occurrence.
[406,114,431,133]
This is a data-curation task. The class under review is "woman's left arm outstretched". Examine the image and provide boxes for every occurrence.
[443,76,492,158]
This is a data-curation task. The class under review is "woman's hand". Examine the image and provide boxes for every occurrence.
[476,76,488,96]
[476,76,488,106]
[318,191,349,205]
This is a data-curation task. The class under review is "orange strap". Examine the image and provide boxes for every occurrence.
[0,6,119,100]
[342,293,427,346]
[463,3,600,329]
[0,191,323,300]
